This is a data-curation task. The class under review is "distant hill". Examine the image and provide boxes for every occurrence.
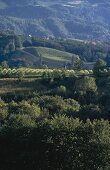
[0,0,110,40]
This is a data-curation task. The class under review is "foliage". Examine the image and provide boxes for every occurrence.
[56,85,67,96]
[0,33,22,55]
[93,59,107,77]
[8,114,36,128]
[0,116,109,170]
[75,76,97,94]
[0,61,109,169]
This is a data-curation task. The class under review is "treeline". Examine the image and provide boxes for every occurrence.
[0,67,93,79]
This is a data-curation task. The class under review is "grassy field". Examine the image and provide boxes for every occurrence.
[6,46,78,68]
[35,47,74,62]
[24,46,78,63]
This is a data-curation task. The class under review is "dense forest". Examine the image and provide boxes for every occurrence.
[0,56,110,169]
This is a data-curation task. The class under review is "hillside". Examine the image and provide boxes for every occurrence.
[3,47,79,68]
[0,0,110,40]
[0,33,110,69]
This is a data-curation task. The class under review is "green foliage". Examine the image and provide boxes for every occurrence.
[75,76,97,94]
[17,101,41,118]
[0,108,8,122]
[8,114,36,128]
[16,70,25,81]
[64,98,80,113]
[56,85,67,96]
[32,95,80,117]
[9,100,41,118]
[0,98,8,121]
[79,104,102,120]
[1,61,9,69]
[93,59,107,76]
[0,33,22,56]
[0,113,110,169]
[0,61,109,169]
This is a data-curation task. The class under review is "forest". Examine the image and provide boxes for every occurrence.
[0,55,110,169]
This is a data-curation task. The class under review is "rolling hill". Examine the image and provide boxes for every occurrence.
[4,47,79,68]
[0,0,110,40]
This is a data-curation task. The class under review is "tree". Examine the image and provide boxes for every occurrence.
[8,114,36,128]
[9,100,41,119]
[17,70,25,81]
[56,85,67,96]
[75,76,97,94]
[74,56,82,70]
[17,101,41,118]
[74,76,98,104]
[93,59,107,77]
[79,104,102,120]
[1,61,9,69]
[15,35,22,49]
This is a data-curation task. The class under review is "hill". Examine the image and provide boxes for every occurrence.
[0,33,110,69]
[24,47,78,67]
[4,47,79,68]
[0,0,110,40]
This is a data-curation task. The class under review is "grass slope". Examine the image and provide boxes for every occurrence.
[36,47,73,62]
[6,47,78,68]
[23,47,78,68]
